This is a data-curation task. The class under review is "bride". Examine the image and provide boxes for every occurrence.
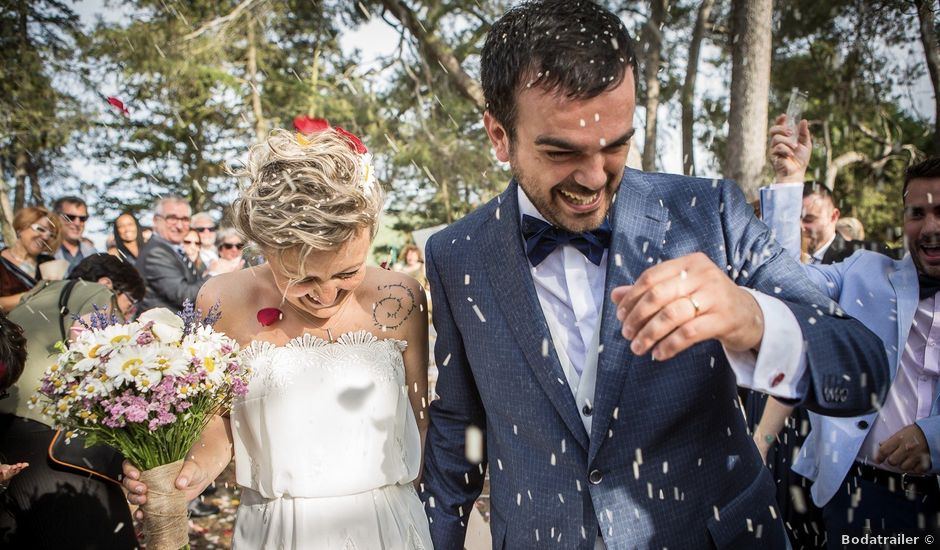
[123,126,432,549]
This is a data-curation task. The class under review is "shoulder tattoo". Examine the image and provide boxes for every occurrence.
[372,282,417,330]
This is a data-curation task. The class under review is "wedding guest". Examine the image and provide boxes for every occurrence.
[0,253,144,549]
[419,2,888,549]
[393,244,428,290]
[764,120,940,543]
[191,212,219,267]
[52,196,96,274]
[0,207,61,312]
[200,227,246,276]
[836,216,865,241]
[123,126,432,548]
[136,197,228,312]
[112,211,144,265]
[0,311,28,492]
[182,228,206,275]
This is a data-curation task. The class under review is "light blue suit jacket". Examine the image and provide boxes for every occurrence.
[422,171,889,549]
[762,185,940,507]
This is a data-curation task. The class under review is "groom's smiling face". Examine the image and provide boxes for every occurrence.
[483,69,636,233]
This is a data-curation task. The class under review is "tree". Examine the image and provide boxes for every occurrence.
[725,0,773,199]
[0,0,84,242]
[681,0,715,176]
[913,0,940,154]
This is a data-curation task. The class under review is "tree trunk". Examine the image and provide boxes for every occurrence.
[681,0,714,176]
[641,0,667,172]
[0,176,15,245]
[914,0,940,155]
[378,0,485,111]
[27,162,42,206]
[726,0,773,200]
[13,147,27,212]
[247,18,267,141]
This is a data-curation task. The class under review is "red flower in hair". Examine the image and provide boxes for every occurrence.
[256,307,283,327]
[106,96,130,116]
[293,115,329,135]
[335,126,368,154]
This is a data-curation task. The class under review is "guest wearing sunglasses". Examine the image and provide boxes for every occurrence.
[52,197,97,275]
[111,211,144,265]
[182,229,207,276]
[212,228,247,273]
[0,207,61,312]
[191,212,219,268]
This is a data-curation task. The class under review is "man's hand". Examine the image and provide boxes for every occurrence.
[0,462,28,483]
[874,424,931,474]
[208,257,245,275]
[611,252,764,361]
[769,114,812,183]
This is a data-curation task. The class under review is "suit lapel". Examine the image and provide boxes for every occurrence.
[889,257,918,375]
[481,181,590,451]
[589,169,669,464]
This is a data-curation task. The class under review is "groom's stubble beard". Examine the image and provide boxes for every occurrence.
[510,151,618,234]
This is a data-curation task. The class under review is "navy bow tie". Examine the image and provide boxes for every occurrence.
[919,272,940,301]
[521,214,612,267]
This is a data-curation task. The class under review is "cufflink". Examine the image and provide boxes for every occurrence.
[769,372,785,388]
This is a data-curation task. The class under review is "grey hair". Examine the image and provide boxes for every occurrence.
[154,196,191,217]
[216,227,242,246]
[191,212,215,226]
[232,128,383,279]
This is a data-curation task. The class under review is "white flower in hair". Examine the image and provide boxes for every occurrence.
[360,152,376,193]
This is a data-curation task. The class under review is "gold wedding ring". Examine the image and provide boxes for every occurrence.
[688,295,702,317]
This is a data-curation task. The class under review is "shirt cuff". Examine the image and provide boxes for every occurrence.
[724,289,807,400]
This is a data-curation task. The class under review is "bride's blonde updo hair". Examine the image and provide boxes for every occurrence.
[233,128,383,279]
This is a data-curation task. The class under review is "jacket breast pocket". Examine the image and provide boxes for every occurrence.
[706,469,788,549]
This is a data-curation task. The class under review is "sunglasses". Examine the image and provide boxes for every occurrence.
[220,243,245,250]
[194,226,217,233]
[60,213,89,223]
[182,239,199,245]
[29,223,56,238]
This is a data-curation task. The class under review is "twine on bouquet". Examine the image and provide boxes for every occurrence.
[139,459,189,550]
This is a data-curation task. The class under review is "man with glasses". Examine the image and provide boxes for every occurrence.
[191,212,219,268]
[136,196,208,312]
[52,197,97,275]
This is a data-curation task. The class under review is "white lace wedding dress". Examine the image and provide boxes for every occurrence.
[231,331,432,549]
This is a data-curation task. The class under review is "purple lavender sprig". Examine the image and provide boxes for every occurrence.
[74,304,120,331]
[178,299,223,337]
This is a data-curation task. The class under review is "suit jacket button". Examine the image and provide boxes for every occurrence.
[582,403,593,416]
[589,469,603,485]
[857,420,869,429]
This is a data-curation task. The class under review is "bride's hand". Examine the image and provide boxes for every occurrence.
[123,458,211,519]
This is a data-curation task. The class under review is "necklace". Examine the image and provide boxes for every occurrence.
[4,248,35,273]
[281,295,353,343]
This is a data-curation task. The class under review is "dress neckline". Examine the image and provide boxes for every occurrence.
[242,329,407,360]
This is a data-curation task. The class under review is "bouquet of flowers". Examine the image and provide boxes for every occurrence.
[31,304,250,550]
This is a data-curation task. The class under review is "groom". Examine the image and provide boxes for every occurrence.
[420,1,889,548]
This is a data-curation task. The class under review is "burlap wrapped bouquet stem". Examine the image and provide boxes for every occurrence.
[139,459,189,550]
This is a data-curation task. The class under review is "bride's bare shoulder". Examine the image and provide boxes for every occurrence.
[357,266,427,335]
[196,265,278,326]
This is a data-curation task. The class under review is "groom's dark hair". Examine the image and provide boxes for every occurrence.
[480,0,636,142]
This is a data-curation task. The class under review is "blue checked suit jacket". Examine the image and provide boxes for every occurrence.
[421,170,889,550]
